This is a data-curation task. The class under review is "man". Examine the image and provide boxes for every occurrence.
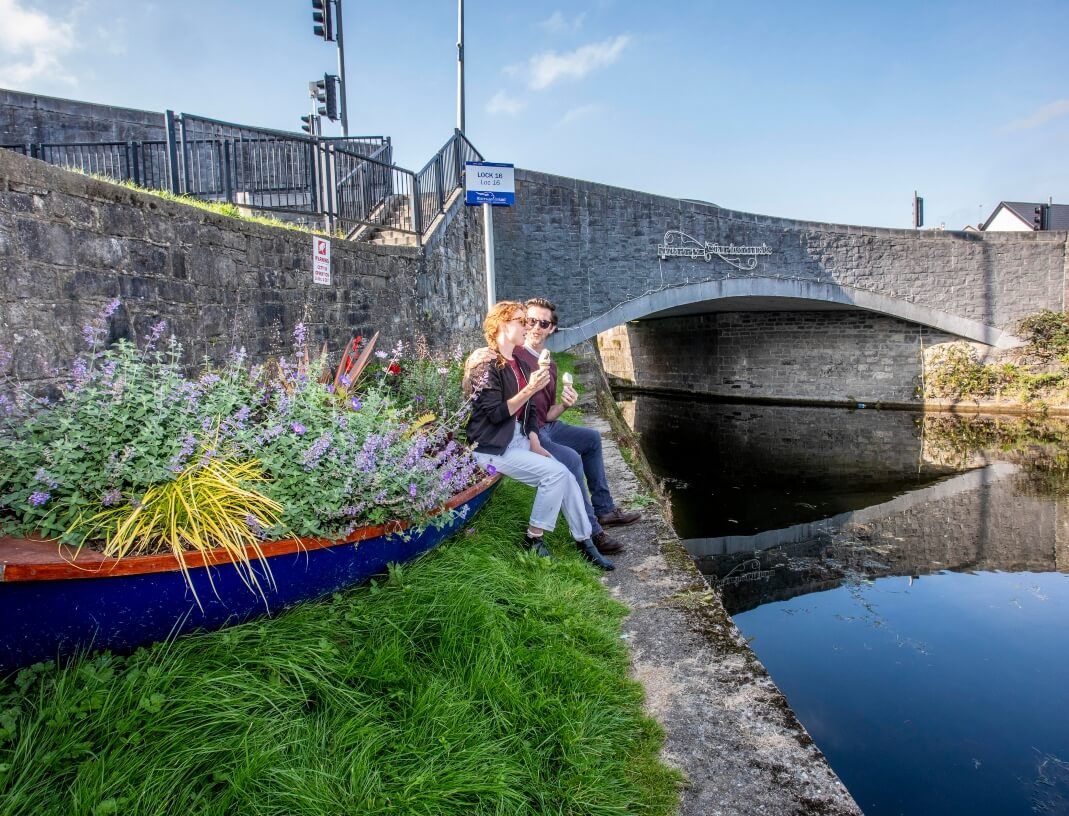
[467,298,640,554]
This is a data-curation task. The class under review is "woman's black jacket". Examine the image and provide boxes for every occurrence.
[465,354,537,455]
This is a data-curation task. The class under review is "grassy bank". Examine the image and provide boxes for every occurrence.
[0,481,679,816]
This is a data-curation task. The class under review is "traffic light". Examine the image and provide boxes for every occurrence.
[314,74,339,122]
[912,192,924,229]
[300,114,318,135]
[1034,206,1044,230]
[312,0,334,41]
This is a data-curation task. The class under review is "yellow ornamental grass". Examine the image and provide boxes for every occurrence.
[70,457,286,603]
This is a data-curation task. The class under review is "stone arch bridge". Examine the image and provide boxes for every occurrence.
[493,170,1069,403]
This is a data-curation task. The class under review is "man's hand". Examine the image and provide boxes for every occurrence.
[560,384,578,407]
[464,347,495,376]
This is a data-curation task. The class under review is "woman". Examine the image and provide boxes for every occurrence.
[465,301,614,570]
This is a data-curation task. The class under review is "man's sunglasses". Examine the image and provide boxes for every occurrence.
[525,318,555,329]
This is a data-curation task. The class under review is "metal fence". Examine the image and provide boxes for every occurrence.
[2,116,482,246]
[1,141,171,189]
[415,131,482,235]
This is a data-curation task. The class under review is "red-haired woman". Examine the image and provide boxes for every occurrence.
[465,301,614,570]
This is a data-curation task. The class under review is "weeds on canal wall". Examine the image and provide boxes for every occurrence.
[924,311,1069,405]
[0,478,681,816]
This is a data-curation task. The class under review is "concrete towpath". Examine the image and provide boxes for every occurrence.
[571,353,862,816]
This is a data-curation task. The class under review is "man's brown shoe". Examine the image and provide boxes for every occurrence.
[596,507,641,527]
[592,531,624,554]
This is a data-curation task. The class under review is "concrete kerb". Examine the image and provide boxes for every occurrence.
[549,277,1021,352]
[566,342,862,816]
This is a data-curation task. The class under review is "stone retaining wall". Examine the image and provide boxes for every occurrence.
[602,310,958,403]
[1,89,165,145]
[0,149,485,392]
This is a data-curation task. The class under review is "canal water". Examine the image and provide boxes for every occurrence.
[619,393,1069,816]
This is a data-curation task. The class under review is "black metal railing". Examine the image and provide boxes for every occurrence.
[415,130,482,235]
[2,140,171,189]
[3,116,481,246]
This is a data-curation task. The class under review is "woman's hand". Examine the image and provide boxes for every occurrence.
[524,366,552,394]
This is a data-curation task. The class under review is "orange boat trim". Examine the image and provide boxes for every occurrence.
[0,475,500,583]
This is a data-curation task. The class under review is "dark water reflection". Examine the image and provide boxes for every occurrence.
[619,394,1069,816]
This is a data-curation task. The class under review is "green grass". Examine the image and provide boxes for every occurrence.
[0,479,681,816]
[75,170,337,237]
[552,352,584,426]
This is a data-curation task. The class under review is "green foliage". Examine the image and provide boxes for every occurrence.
[1020,310,1069,359]
[0,480,681,815]
[0,318,478,551]
[76,171,338,237]
[924,340,1069,404]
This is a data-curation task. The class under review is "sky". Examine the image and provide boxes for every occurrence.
[1,0,1067,230]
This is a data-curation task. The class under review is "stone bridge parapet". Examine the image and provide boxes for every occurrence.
[493,170,1069,349]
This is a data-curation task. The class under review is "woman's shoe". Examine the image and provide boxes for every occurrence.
[524,534,552,558]
[576,539,615,571]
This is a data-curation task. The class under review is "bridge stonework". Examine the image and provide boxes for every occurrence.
[493,170,1069,349]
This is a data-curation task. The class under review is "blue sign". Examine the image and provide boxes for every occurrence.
[465,161,515,206]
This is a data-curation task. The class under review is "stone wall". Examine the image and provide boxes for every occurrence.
[0,149,485,392]
[604,310,958,403]
[1,89,165,145]
[494,170,1069,339]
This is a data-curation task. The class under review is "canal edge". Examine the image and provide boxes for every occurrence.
[573,340,864,816]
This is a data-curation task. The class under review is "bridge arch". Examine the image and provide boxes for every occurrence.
[547,277,1021,352]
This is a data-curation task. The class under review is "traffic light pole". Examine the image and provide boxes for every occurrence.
[335,0,349,136]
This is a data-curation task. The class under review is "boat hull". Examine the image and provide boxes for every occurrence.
[0,480,497,673]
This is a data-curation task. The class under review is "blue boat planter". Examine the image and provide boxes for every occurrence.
[0,475,499,673]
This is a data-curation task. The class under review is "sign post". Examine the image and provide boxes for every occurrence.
[312,236,331,285]
[465,162,514,310]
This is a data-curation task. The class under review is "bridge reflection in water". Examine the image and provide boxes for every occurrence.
[621,392,1069,815]
[621,394,1069,611]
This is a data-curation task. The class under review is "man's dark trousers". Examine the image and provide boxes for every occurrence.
[538,420,615,537]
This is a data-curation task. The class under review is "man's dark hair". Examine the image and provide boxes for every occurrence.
[525,297,558,325]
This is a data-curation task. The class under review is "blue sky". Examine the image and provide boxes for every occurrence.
[2,0,1067,230]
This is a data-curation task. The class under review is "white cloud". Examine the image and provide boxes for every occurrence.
[485,90,525,116]
[521,34,632,91]
[540,11,586,34]
[0,0,79,86]
[558,104,601,126]
[1006,99,1069,131]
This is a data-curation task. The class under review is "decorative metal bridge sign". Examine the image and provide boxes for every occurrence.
[657,230,773,271]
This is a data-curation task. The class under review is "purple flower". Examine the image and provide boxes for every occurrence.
[101,488,122,507]
[326,384,335,394]
[302,432,333,470]
[245,514,265,537]
[145,320,168,350]
[291,422,307,436]
[292,322,308,348]
[28,491,50,507]
[34,468,59,489]
[408,483,418,498]
[350,397,362,411]
[486,464,497,476]
[102,298,121,318]
[340,374,351,387]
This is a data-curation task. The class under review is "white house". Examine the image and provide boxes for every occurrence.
[979,201,1069,232]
